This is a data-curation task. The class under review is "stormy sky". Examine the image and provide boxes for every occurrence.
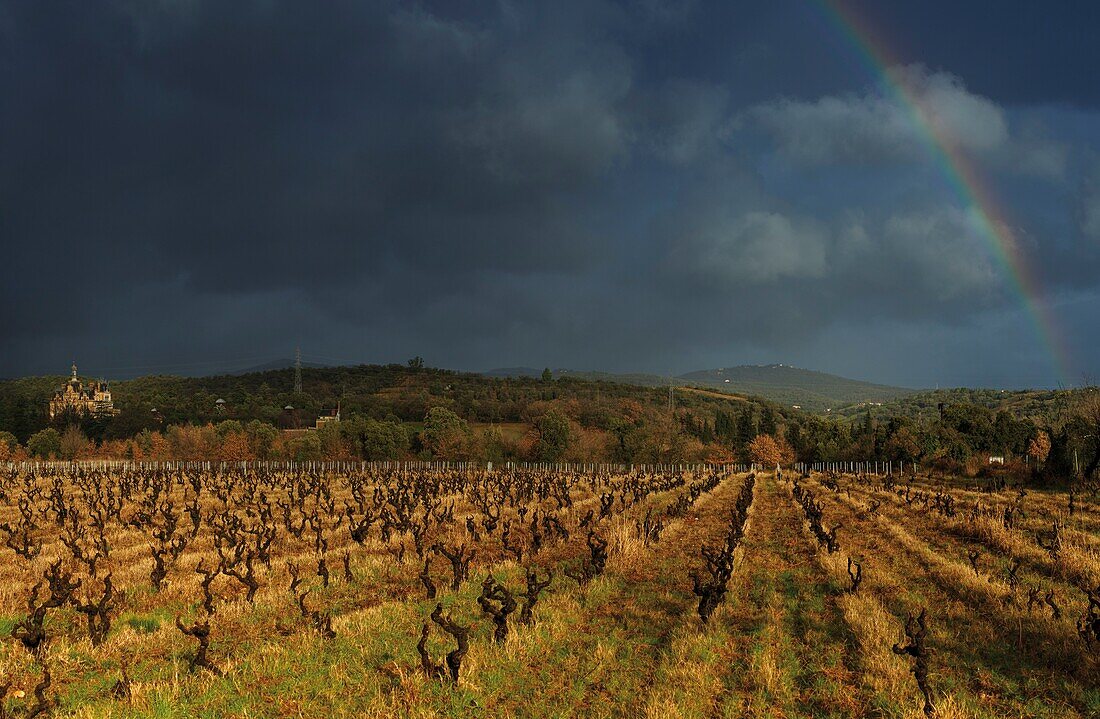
[3,1,1100,389]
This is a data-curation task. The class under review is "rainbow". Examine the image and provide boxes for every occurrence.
[816,0,1075,387]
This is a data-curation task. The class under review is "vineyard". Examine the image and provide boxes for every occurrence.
[0,461,1097,718]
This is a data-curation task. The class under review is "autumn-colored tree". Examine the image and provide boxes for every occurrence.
[619,400,645,424]
[59,425,92,460]
[704,444,737,465]
[148,431,171,461]
[565,427,610,464]
[166,424,219,461]
[96,439,131,460]
[125,439,145,461]
[219,432,255,462]
[1027,430,1051,465]
[748,433,795,467]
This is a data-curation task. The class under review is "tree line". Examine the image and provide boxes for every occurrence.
[1,365,1098,480]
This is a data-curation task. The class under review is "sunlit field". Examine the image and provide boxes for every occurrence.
[0,462,1096,718]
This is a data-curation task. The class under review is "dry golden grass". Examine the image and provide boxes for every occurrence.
[0,466,1096,717]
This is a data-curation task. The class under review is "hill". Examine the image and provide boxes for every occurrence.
[676,364,914,411]
[0,363,788,447]
[482,367,544,378]
[833,386,1080,426]
[509,365,911,412]
[3,363,1091,473]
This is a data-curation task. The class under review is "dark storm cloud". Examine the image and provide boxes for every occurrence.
[2,1,1099,387]
[2,3,624,311]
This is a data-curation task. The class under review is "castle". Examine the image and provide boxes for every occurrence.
[49,363,119,419]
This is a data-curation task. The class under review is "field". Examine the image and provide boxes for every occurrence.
[0,462,1097,718]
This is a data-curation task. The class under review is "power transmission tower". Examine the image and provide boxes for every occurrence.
[294,346,303,395]
[668,377,674,414]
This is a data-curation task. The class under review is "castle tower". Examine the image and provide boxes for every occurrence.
[49,361,119,419]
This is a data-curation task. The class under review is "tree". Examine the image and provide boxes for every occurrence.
[748,434,795,467]
[760,406,778,436]
[862,410,874,438]
[59,425,91,460]
[27,428,62,459]
[476,425,512,463]
[735,408,756,448]
[317,422,346,459]
[407,356,425,371]
[541,368,553,382]
[534,410,572,462]
[219,431,255,462]
[1027,430,1051,465]
[214,420,244,439]
[342,416,408,461]
[422,407,469,459]
[0,431,19,461]
[246,420,279,459]
[607,417,643,464]
[714,410,734,443]
[0,430,18,453]
[884,426,920,463]
[286,431,322,461]
[166,424,219,461]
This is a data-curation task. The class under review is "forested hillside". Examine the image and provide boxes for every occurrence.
[1,365,1097,481]
[834,387,1079,426]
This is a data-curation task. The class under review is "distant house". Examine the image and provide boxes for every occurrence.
[988,456,1005,465]
[278,404,341,432]
[315,406,341,430]
[49,363,119,419]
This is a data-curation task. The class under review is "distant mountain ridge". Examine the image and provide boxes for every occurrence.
[482,367,543,378]
[485,363,917,413]
[676,364,915,411]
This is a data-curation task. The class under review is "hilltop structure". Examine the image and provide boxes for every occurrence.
[49,363,119,419]
[315,405,340,430]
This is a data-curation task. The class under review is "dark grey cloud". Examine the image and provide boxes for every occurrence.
[2,0,1099,388]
